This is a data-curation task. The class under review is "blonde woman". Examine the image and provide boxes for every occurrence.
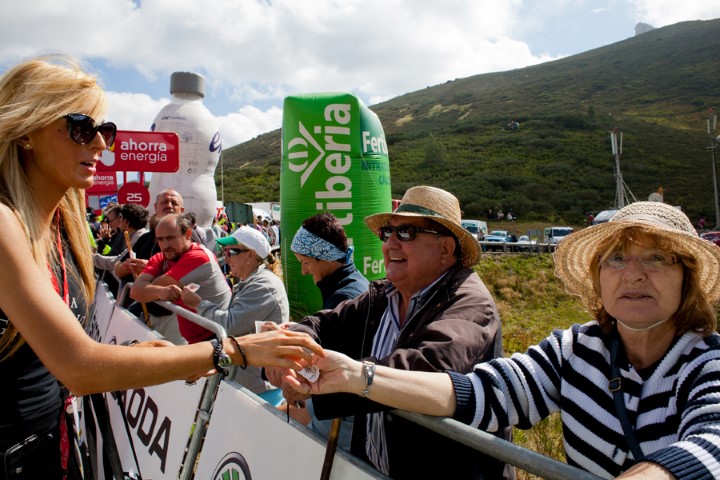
[0,55,320,479]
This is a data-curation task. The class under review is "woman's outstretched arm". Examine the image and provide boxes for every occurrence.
[286,350,457,417]
[0,204,323,396]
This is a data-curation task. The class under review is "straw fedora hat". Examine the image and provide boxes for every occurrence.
[365,186,480,267]
[554,201,720,306]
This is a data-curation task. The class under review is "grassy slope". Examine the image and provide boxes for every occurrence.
[476,254,586,477]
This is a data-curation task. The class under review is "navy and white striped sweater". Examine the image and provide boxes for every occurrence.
[450,322,720,479]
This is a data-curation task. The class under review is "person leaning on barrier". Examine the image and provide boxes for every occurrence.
[130,213,232,344]
[115,189,186,343]
[177,226,289,393]
[115,189,185,283]
[266,185,512,480]
[0,55,323,480]
[291,212,369,310]
[287,212,370,448]
[291,201,720,480]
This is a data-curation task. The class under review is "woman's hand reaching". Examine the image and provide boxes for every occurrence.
[235,329,326,371]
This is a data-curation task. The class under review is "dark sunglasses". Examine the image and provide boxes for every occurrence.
[64,113,117,147]
[224,247,250,257]
[378,224,441,242]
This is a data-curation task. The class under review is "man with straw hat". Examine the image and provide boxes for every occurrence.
[266,186,511,479]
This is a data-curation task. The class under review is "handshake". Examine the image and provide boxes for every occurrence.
[264,340,369,403]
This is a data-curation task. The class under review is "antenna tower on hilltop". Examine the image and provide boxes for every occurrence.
[610,127,636,209]
[707,111,720,228]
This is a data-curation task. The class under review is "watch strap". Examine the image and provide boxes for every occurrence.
[210,338,230,376]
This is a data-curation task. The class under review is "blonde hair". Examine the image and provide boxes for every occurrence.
[589,227,717,336]
[0,55,102,357]
[264,251,283,278]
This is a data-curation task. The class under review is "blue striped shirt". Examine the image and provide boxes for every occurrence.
[366,273,449,474]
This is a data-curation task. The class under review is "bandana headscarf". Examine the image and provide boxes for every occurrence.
[291,227,352,263]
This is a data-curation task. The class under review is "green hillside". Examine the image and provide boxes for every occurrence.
[218,18,720,224]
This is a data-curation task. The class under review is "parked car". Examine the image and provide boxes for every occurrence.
[592,209,619,225]
[484,230,517,251]
[701,231,720,247]
[514,235,537,252]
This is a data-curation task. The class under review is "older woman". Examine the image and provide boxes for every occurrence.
[0,56,319,479]
[178,226,289,393]
[291,201,720,480]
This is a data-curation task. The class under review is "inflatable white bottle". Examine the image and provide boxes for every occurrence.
[148,72,221,228]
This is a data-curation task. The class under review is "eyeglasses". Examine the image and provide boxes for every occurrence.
[378,224,441,242]
[224,247,250,258]
[64,113,117,147]
[601,251,679,271]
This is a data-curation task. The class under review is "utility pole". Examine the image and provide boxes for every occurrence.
[707,112,720,228]
[610,127,625,209]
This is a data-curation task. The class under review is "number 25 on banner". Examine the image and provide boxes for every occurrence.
[118,182,151,208]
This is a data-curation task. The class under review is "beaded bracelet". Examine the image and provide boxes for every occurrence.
[228,336,248,369]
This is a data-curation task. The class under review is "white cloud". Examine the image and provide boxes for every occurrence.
[217,106,284,147]
[1,0,719,148]
[627,0,720,26]
[105,92,170,132]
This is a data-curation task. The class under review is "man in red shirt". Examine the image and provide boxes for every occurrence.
[130,213,231,343]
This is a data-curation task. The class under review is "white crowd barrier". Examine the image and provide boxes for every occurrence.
[194,382,381,479]
[82,280,599,480]
[82,281,384,479]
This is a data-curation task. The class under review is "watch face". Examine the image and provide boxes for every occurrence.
[218,352,232,368]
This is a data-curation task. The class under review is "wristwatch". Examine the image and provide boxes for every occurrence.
[360,361,376,397]
[210,338,232,375]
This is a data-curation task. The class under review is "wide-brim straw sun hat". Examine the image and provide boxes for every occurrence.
[554,201,720,306]
[365,185,480,267]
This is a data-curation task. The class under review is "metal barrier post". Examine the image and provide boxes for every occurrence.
[393,411,603,480]
[151,300,228,480]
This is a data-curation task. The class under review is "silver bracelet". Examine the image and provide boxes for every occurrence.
[360,361,376,398]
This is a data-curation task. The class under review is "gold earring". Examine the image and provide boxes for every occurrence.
[24,144,31,150]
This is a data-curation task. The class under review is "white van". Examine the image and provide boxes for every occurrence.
[461,219,488,241]
[543,226,574,245]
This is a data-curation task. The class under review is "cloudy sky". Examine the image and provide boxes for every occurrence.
[1,0,719,148]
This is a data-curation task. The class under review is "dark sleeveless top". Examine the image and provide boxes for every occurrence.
[0,237,88,449]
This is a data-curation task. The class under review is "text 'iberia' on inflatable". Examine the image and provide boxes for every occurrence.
[281,93,391,317]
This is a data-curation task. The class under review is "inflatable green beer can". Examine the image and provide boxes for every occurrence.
[281,93,391,317]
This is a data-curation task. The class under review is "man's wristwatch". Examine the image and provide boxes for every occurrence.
[210,338,232,376]
[360,361,376,397]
